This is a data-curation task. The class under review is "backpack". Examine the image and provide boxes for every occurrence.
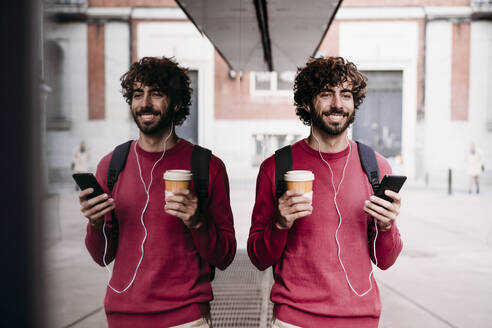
[274,141,380,198]
[106,140,216,281]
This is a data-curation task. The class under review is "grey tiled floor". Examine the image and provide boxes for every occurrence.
[45,183,492,328]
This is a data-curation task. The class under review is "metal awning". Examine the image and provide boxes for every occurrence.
[176,0,342,72]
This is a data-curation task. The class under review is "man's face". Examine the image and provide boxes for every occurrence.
[130,82,174,135]
[310,81,355,136]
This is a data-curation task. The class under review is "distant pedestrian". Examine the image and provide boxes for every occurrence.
[467,142,484,194]
[72,141,90,174]
[72,141,90,191]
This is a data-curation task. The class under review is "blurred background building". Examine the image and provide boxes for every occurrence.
[42,0,492,191]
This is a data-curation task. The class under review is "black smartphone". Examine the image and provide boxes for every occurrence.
[374,174,407,203]
[72,173,105,199]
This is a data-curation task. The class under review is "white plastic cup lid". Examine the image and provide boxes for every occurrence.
[163,169,192,181]
[284,170,315,181]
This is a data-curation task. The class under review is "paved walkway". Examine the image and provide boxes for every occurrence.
[44,181,492,327]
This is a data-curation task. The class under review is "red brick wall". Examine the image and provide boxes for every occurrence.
[451,22,470,121]
[214,53,297,120]
[342,0,470,7]
[89,0,177,7]
[132,20,137,62]
[87,23,105,120]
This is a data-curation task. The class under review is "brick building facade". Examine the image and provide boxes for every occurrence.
[43,0,492,190]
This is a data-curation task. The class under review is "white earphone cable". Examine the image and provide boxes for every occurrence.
[102,124,174,293]
[312,130,378,297]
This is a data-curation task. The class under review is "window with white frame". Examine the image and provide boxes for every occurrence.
[251,133,301,166]
[250,71,296,96]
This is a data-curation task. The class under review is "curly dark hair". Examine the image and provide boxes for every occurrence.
[293,56,367,126]
[120,56,192,126]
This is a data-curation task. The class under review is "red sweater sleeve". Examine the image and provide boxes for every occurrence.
[371,224,403,270]
[247,163,289,271]
[84,154,119,267]
[368,153,403,270]
[190,158,236,270]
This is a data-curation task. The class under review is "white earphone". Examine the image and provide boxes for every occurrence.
[102,124,174,294]
[311,129,378,297]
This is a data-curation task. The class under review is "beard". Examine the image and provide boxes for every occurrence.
[310,107,356,136]
[131,106,174,135]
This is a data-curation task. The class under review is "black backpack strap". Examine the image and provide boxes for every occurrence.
[106,140,132,234]
[356,141,380,193]
[357,141,381,242]
[272,145,293,279]
[107,140,133,193]
[191,145,212,204]
[274,145,293,199]
[190,144,214,281]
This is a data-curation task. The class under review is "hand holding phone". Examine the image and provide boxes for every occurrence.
[72,173,105,199]
[374,174,407,203]
[73,173,115,226]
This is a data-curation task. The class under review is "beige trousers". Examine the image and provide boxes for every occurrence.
[271,318,302,328]
[170,316,212,328]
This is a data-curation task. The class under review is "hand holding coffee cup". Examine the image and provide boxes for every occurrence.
[276,170,315,230]
[163,170,202,229]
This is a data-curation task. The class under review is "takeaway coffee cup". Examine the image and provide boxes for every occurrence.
[163,169,192,197]
[284,170,315,201]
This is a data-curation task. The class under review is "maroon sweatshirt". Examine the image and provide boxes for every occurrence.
[85,139,236,327]
[248,139,403,328]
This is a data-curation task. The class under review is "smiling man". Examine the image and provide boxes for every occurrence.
[248,56,403,327]
[78,57,236,328]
